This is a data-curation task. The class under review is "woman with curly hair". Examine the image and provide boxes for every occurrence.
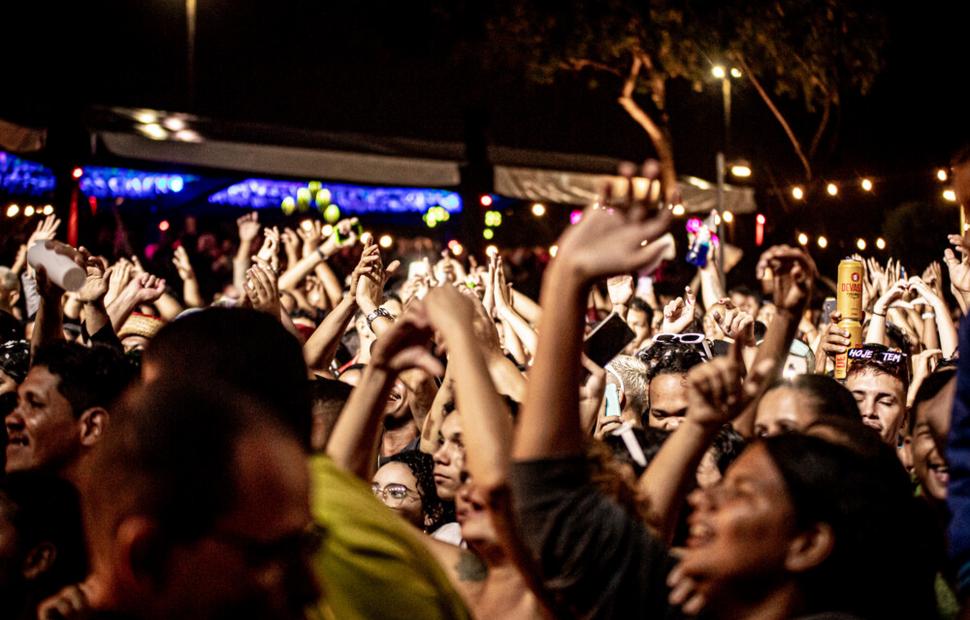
[371,450,451,533]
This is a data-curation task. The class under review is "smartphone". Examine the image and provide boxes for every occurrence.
[821,297,837,325]
[605,383,622,417]
[583,313,636,368]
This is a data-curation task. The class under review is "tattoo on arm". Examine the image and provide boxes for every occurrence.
[455,550,488,582]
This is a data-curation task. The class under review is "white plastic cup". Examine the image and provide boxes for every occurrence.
[27,241,85,292]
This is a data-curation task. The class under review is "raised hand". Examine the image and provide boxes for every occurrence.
[129,273,166,304]
[711,299,755,345]
[297,220,323,257]
[872,280,908,315]
[256,226,280,273]
[171,246,196,281]
[319,217,361,257]
[280,227,301,265]
[245,257,280,317]
[661,287,696,334]
[74,248,112,304]
[607,274,635,308]
[756,245,816,312]
[945,235,970,293]
[923,261,945,300]
[104,259,133,307]
[685,339,773,430]
[368,303,444,376]
[355,237,400,314]
[817,312,851,359]
[27,214,61,248]
[554,160,673,284]
[236,211,261,244]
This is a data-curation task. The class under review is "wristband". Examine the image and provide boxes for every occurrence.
[922,312,936,319]
[366,307,394,331]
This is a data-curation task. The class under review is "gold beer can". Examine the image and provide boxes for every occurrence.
[834,319,863,380]
[836,259,864,321]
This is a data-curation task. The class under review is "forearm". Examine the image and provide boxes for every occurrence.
[106,292,140,332]
[325,366,395,480]
[930,300,958,357]
[512,262,587,460]
[314,262,343,308]
[232,241,253,291]
[278,252,324,292]
[699,267,725,310]
[155,292,183,321]
[81,300,111,341]
[865,314,888,346]
[734,308,799,437]
[638,419,715,543]
[400,369,437,431]
[510,288,541,325]
[502,319,528,366]
[446,329,513,493]
[303,295,358,370]
[499,304,538,356]
[32,295,64,357]
[182,276,203,308]
[420,373,453,453]
[487,352,527,403]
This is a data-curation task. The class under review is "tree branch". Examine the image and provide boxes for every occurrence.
[808,91,833,161]
[560,58,623,77]
[617,53,678,202]
[736,55,813,180]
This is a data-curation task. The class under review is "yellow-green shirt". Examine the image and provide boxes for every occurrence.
[308,456,470,620]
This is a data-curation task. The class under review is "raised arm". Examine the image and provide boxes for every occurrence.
[326,309,443,479]
[511,186,672,461]
[171,246,204,308]
[233,212,261,293]
[638,340,772,543]
[865,281,907,346]
[732,245,815,438]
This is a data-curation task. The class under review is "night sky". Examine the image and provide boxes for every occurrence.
[4,1,970,266]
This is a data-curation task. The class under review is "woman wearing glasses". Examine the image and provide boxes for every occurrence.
[372,450,451,533]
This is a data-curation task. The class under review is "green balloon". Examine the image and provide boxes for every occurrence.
[316,188,332,208]
[323,203,341,223]
[281,196,296,215]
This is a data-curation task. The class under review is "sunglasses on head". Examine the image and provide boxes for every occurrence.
[650,332,712,360]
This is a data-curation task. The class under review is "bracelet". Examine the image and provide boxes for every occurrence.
[366,307,394,332]
[871,311,886,318]
[316,247,326,260]
[922,312,936,319]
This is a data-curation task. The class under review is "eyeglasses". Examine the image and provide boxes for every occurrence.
[210,522,326,568]
[371,483,419,506]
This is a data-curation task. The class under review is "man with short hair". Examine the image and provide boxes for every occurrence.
[4,341,132,485]
[624,299,654,355]
[640,344,705,430]
[845,356,909,445]
[82,379,320,620]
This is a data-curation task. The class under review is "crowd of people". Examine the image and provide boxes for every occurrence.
[2,156,970,620]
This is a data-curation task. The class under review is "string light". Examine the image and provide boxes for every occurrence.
[448,240,464,256]
[379,235,393,249]
[158,220,170,232]
[549,245,558,257]
[730,163,752,178]
[730,67,742,78]
[483,228,494,240]
[711,65,726,79]
[876,238,886,250]
[817,235,828,249]
[944,189,957,202]
[531,203,546,217]
[479,195,493,207]
[42,205,53,215]
[722,211,734,223]
[826,183,838,196]
[72,167,83,180]
[861,178,873,192]
[856,238,867,251]
[6,204,19,217]
[671,204,686,217]
[938,169,949,182]
[797,232,809,246]
[791,186,805,201]
[23,206,34,217]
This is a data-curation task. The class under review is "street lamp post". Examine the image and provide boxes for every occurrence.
[186,0,197,107]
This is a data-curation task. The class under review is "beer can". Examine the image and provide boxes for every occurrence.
[836,259,864,321]
[834,319,863,380]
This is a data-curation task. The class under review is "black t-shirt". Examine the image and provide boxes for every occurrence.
[509,456,681,620]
